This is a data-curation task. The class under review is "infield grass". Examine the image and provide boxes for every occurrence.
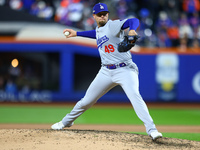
[0,105,200,125]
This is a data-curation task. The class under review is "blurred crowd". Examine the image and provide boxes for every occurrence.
[1,0,200,48]
[0,58,42,96]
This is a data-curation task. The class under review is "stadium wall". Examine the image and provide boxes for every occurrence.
[0,41,200,103]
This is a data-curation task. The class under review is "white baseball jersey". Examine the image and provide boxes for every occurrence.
[96,19,131,65]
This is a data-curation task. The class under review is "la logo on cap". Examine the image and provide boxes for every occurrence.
[100,4,104,9]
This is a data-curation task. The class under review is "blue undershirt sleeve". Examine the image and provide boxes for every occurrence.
[121,18,139,30]
[77,30,96,39]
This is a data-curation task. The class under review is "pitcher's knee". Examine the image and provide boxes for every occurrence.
[78,98,96,109]
[128,91,143,101]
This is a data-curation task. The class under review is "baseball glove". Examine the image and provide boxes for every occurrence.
[118,35,140,52]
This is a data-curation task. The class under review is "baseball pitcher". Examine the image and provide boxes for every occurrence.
[51,3,162,141]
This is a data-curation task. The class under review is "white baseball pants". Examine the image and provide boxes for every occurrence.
[62,61,157,135]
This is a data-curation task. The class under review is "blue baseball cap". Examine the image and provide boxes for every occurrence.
[93,3,109,14]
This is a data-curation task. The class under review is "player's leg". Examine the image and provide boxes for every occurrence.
[114,66,161,138]
[51,67,116,129]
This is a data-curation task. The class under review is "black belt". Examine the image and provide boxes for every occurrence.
[104,62,127,69]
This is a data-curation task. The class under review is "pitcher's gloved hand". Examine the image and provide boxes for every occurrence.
[118,35,140,52]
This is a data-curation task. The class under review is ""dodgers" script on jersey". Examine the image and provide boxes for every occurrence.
[97,35,109,48]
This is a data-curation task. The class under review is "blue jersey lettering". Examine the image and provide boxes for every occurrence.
[97,35,109,48]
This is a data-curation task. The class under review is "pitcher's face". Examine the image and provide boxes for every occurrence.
[93,11,109,27]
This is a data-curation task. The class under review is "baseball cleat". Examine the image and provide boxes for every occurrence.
[51,121,65,130]
[150,131,162,141]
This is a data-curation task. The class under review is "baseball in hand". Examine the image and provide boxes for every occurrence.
[64,31,70,36]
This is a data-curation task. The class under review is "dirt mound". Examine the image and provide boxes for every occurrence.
[0,129,199,150]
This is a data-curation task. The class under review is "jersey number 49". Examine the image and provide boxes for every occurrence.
[105,44,115,53]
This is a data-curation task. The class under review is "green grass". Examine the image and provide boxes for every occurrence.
[77,107,200,125]
[0,106,71,123]
[149,109,200,125]
[0,105,200,125]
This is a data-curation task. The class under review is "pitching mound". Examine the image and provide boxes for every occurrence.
[0,129,199,150]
